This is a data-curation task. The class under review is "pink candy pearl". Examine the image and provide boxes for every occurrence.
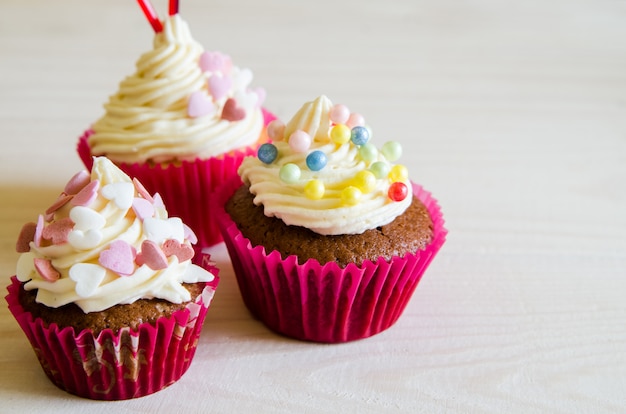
[267,120,285,141]
[330,104,350,124]
[346,112,365,128]
[289,130,311,153]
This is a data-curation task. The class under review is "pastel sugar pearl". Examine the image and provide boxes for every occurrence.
[267,119,285,141]
[341,186,362,206]
[370,161,390,179]
[350,126,370,146]
[258,143,278,164]
[279,163,301,183]
[381,141,402,162]
[358,143,378,162]
[329,104,350,124]
[346,113,365,128]
[304,179,325,200]
[331,124,351,145]
[353,170,377,193]
[289,130,311,153]
[388,181,408,202]
[389,164,408,182]
[306,151,328,171]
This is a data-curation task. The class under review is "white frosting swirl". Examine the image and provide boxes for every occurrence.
[16,157,215,313]
[238,96,412,235]
[88,14,264,164]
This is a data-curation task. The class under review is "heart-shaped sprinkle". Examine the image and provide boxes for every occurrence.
[232,67,253,90]
[16,222,37,253]
[153,193,165,209]
[102,182,134,210]
[99,240,136,276]
[132,197,155,220]
[183,223,198,244]
[221,98,246,122]
[64,170,91,195]
[187,91,216,118]
[42,217,74,245]
[144,217,184,244]
[139,240,168,270]
[45,193,74,216]
[33,258,60,282]
[252,87,266,108]
[71,180,100,207]
[199,50,232,73]
[162,239,194,262]
[68,229,103,250]
[69,263,107,297]
[34,215,44,247]
[133,177,154,203]
[208,73,233,101]
[70,206,105,231]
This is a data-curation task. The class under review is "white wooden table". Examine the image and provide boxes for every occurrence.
[1,0,625,412]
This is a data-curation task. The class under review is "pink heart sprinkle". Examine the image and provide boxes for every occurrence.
[132,197,155,220]
[64,170,91,195]
[133,178,154,203]
[42,217,74,245]
[153,193,165,209]
[221,98,246,122]
[45,193,74,216]
[34,215,44,247]
[33,258,60,282]
[139,240,168,270]
[199,50,231,73]
[162,239,194,262]
[183,223,198,244]
[208,73,233,101]
[16,222,37,253]
[188,91,216,118]
[71,180,100,207]
[99,240,136,276]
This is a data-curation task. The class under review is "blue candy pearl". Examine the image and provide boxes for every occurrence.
[306,150,327,171]
[257,143,278,164]
[350,126,370,146]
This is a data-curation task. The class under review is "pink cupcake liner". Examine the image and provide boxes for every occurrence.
[5,258,219,400]
[214,179,447,343]
[77,108,275,249]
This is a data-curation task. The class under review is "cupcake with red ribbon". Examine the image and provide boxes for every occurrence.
[215,95,446,343]
[6,157,218,400]
[78,0,273,248]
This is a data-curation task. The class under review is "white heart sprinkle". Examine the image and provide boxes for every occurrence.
[231,67,253,91]
[68,229,103,250]
[102,182,134,210]
[70,206,105,231]
[144,217,184,244]
[69,263,107,297]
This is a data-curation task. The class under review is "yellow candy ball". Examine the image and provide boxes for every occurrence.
[304,179,325,200]
[330,124,351,145]
[341,186,362,206]
[388,164,408,182]
[353,170,377,193]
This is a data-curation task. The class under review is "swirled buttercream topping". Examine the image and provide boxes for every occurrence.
[238,95,412,235]
[15,157,215,313]
[88,14,265,164]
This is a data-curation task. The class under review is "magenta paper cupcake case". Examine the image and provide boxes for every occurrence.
[215,179,447,343]
[77,108,275,249]
[5,258,219,401]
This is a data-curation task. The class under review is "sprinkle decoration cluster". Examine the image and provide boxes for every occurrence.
[137,0,264,122]
[16,169,197,298]
[258,103,409,205]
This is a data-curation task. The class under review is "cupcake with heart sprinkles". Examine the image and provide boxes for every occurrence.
[77,0,273,248]
[215,95,447,343]
[5,157,219,400]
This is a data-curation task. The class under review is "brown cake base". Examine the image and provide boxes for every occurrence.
[18,282,205,335]
[225,185,433,267]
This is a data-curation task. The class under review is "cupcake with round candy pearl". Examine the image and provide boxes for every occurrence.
[77,0,273,248]
[6,157,218,400]
[215,95,446,343]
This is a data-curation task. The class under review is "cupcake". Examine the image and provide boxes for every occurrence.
[77,0,273,247]
[215,95,446,343]
[6,157,218,400]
